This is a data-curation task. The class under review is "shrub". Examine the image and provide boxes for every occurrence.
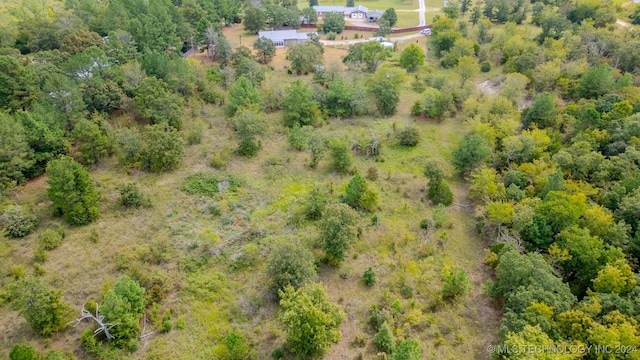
[181,173,242,197]
[10,277,71,335]
[427,180,454,206]
[343,174,378,212]
[411,101,422,116]
[140,123,184,172]
[327,138,352,174]
[369,305,390,331]
[390,339,422,360]
[432,204,447,228]
[288,124,311,151]
[398,126,420,147]
[2,206,38,238]
[38,228,64,251]
[326,32,337,40]
[266,241,317,299]
[373,322,396,353]
[9,344,42,360]
[101,275,147,350]
[10,265,26,279]
[419,218,431,230]
[441,269,470,300]
[363,267,376,286]
[118,183,150,208]
[319,203,358,264]
[480,61,491,72]
[186,121,204,145]
[302,186,329,220]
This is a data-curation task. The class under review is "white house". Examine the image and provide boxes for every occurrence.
[257,30,316,48]
[313,5,369,19]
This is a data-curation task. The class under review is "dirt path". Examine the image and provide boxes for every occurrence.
[418,0,426,26]
[320,32,424,45]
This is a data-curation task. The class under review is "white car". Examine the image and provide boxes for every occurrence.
[420,29,431,35]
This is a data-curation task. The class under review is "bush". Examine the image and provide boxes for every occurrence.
[480,61,491,72]
[398,127,420,147]
[441,269,470,300]
[118,183,150,208]
[327,138,353,174]
[411,101,422,116]
[419,218,431,230]
[140,123,185,172]
[369,305,390,331]
[302,186,329,220]
[288,124,311,151]
[2,206,38,238]
[373,322,396,353]
[363,267,376,286]
[427,180,454,206]
[432,204,447,228]
[38,228,64,251]
[343,174,378,212]
[366,167,378,181]
[10,277,71,335]
[326,32,337,40]
[9,344,42,360]
[186,121,204,145]
[266,241,317,299]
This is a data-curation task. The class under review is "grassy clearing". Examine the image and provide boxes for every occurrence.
[0,29,498,359]
[313,0,418,11]
[395,11,420,27]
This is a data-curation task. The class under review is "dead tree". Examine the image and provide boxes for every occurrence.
[70,304,116,340]
[367,128,380,157]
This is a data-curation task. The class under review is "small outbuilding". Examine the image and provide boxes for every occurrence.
[367,9,384,22]
[257,30,315,48]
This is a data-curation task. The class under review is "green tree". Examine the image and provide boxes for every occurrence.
[15,110,68,178]
[102,275,146,350]
[134,77,184,129]
[308,133,326,168]
[232,109,267,157]
[244,7,266,33]
[10,277,70,335]
[46,156,100,226]
[318,203,358,264]
[278,284,344,357]
[287,42,323,74]
[71,118,113,165]
[302,185,329,220]
[452,133,492,174]
[399,44,425,72]
[253,37,276,64]
[0,55,38,112]
[455,55,479,86]
[221,331,251,360]
[427,179,454,206]
[376,18,392,37]
[9,345,42,360]
[343,174,379,211]
[443,0,460,19]
[380,8,398,27]
[327,137,353,174]
[0,113,34,192]
[226,76,263,116]
[140,123,184,172]
[282,80,321,127]
[323,12,346,33]
[301,7,318,24]
[324,78,355,117]
[575,64,615,99]
[370,76,400,116]
[266,241,317,298]
[523,93,557,129]
[363,267,376,286]
[592,259,636,295]
[346,0,355,6]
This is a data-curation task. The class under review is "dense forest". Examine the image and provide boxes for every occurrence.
[1,0,640,358]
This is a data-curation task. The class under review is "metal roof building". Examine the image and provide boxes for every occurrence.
[257,30,315,48]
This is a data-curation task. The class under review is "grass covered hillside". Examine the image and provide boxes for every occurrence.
[2,0,640,359]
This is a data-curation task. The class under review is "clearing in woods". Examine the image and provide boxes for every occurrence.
[0,23,498,360]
